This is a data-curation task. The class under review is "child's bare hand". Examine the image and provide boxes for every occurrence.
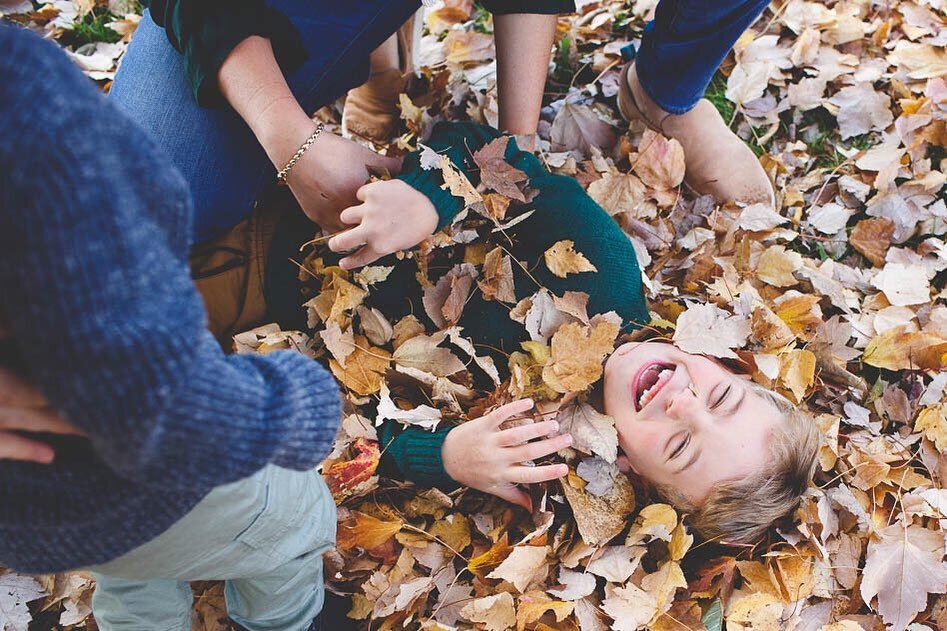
[441,399,572,510]
[327,179,438,270]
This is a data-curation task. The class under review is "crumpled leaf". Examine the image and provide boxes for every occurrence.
[474,136,528,202]
[486,545,550,593]
[672,303,751,359]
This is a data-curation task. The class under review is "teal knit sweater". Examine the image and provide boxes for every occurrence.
[269,122,648,490]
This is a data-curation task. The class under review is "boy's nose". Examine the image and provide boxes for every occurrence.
[665,383,699,419]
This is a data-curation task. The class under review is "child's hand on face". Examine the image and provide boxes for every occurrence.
[441,399,572,511]
[327,179,439,270]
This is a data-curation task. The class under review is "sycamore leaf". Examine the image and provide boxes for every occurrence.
[672,303,751,359]
[460,593,516,631]
[602,583,658,631]
[543,320,620,393]
[554,400,618,463]
[587,546,645,583]
[860,524,947,631]
[547,568,597,601]
[337,512,403,551]
[473,136,528,202]
[486,545,550,593]
[543,240,598,278]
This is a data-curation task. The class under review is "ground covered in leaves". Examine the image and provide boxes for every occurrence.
[1,1,946,630]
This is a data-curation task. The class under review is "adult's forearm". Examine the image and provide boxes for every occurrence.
[494,13,558,135]
[217,35,319,169]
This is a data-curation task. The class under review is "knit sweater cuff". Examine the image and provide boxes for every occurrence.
[481,0,575,15]
[382,425,459,491]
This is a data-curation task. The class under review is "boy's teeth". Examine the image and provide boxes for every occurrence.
[639,368,673,408]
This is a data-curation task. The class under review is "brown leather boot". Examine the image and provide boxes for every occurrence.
[341,68,407,143]
[617,62,775,207]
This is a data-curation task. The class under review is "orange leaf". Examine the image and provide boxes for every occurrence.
[337,512,403,551]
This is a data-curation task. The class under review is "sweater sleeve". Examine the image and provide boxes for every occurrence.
[0,27,340,493]
[481,0,575,14]
[144,0,307,106]
[396,121,510,230]
[377,421,459,490]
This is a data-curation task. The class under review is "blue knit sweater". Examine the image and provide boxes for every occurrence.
[0,26,342,573]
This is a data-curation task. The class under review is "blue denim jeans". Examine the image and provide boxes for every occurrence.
[110,1,420,243]
[634,0,771,114]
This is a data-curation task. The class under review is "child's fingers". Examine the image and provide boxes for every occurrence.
[328,225,368,253]
[489,483,533,511]
[339,245,383,270]
[487,398,534,427]
[496,420,560,447]
[508,433,572,463]
[508,463,569,485]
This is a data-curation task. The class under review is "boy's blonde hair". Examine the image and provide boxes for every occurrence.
[657,382,821,545]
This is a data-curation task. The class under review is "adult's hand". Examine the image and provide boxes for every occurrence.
[218,36,402,232]
[0,364,84,464]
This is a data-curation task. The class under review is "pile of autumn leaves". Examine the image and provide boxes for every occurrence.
[296,1,946,629]
[1,0,946,630]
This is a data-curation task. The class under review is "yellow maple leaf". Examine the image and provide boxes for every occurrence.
[543,240,598,278]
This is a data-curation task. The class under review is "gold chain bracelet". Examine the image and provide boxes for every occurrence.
[276,122,325,184]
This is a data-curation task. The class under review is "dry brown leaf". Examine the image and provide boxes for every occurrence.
[863,330,947,371]
[486,545,550,593]
[460,593,516,631]
[474,136,528,202]
[543,320,619,393]
[337,512,403,551]
[633,130,686,191]
[849,217,895,267]
[329,335,391,395]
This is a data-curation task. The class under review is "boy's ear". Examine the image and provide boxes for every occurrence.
[617,454,638,475]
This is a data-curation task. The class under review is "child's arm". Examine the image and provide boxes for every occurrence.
[493,13,559,136]
[378,399,570,510]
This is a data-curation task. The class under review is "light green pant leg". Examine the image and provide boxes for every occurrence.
[90,576,191,631]
[89,466,336,631]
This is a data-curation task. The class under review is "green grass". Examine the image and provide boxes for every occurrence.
[704,72,736,125]
[60,9,122,46]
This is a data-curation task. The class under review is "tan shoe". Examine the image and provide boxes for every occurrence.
[618,62,775,207]
[341,68,406,143]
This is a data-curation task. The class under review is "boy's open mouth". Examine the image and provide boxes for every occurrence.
[633,362,676,411]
